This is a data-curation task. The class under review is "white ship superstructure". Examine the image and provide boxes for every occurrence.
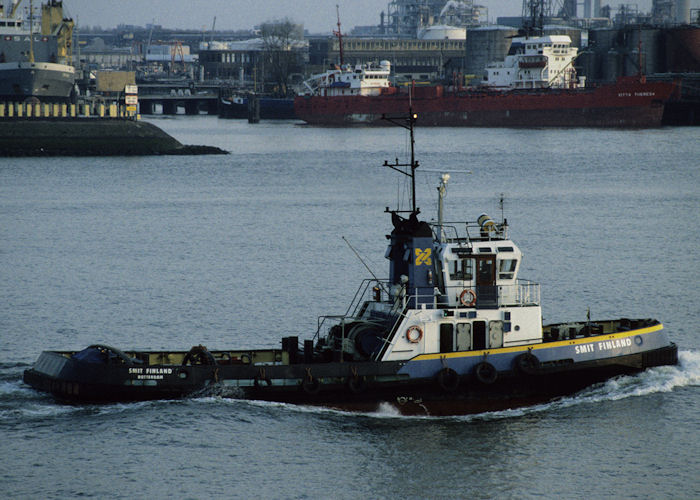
[302,61,392,97]
[483,34,585,90]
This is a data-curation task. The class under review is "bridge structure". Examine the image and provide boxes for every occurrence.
[136,82,222,115]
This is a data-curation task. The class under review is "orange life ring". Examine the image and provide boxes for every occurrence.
[406,326,423,343]
[459,289,477,307]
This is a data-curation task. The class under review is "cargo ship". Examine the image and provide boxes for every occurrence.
[0,0,76,102]
[23,112,678,415]
[294,35,676,127]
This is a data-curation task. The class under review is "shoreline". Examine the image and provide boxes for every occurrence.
[0,118,228,156]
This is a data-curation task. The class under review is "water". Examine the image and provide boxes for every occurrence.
[1,116,699,498]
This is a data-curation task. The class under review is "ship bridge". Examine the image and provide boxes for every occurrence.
[430,215,540,310]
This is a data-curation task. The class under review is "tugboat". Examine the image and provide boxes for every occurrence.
[23,113,678,415]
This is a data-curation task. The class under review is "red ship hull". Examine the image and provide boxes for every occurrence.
[294,78,675,127]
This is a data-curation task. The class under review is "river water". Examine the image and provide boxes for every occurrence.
[1,116,698,499]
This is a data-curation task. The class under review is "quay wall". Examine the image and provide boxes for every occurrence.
[0,114,227,156]
[0,101,134,119]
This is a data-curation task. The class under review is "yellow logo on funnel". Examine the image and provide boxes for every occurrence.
[415,248,432,266]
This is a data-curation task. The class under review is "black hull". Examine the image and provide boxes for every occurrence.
[0,62,75,102]
[23,343,677,415]
[219,97,297,120]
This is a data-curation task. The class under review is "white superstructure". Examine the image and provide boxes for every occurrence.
[301,61,392,97]
[323,172,543,364]
[482,35,585,90]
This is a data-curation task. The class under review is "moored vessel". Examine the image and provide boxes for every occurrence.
[0,0,76,102]
[23,112,678,415]
[294,35,676,128]
[218,93,296,120]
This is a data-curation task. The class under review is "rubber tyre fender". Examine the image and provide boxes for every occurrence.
[436,367,460,392]
[182,345,217,366]
[513,352,540,375]
[347,375,368,394]
[474,361,498,384]
[302,376,321,395]
[254,376,272,388]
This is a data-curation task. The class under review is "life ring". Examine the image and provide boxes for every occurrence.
[513,352,540,375]
[474,361,497,384]
[459,289,477,307]
[436,367,460,392]
[406,326,423,343]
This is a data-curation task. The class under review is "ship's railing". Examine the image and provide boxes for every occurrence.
[314,278,404,361]
[315,278,395,337]
[401,279,540,310]
[346,278,392,318]
[430,220,509,243]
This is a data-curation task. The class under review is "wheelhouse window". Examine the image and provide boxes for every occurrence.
[449,258,473,281]
[499,259,517,280]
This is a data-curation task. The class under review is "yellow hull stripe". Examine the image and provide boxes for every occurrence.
[411,323,664,362]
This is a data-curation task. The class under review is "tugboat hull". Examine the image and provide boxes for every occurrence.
[23,320,677,415]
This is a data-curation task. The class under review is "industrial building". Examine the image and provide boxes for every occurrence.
[307,36,466,81]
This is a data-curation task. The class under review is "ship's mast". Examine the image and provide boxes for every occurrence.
[382,110,419,215]
[28,0,35,63]
[437,174,449,243]
[334,5,344,66]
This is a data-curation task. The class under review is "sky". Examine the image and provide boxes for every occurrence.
[57,0,698,32]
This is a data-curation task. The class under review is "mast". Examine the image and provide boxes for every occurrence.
[382,110,419,215]
[437,174,449,243]
[334,5,344,66]
[28,0,35,63]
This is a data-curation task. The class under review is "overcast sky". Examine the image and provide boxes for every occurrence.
[58,0,698,33]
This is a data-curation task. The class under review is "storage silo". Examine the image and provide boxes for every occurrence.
[544,25,582,47]
[577,50,598,82]
[464,26,518,85]
[603,49,622,82]
[675,0,691,23]
[623,28,663,75]
[594,0,602,17]
[665,25,700,72]
[588,28,619,82]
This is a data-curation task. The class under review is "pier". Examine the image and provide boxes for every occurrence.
[135,83,220,115]
[0,101,133,119]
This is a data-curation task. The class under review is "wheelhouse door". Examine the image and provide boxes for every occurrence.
[475,256,497,308]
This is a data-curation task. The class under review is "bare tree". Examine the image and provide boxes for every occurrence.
[260,19,304,96]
